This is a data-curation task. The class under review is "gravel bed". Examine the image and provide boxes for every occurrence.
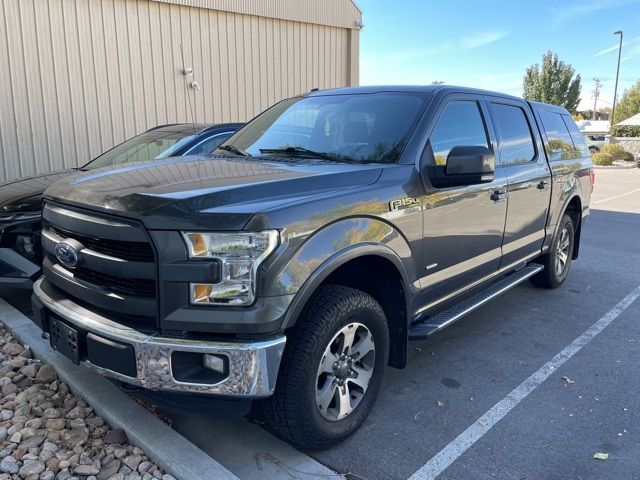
[0,322,177,480]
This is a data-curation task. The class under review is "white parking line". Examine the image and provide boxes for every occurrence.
[592,187,640,204]
[408,284,640,480]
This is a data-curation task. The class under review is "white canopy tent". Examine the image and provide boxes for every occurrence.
[616,113,640,126]
[575,119,611,134]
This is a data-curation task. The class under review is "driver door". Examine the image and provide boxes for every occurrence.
[418,95,508,311]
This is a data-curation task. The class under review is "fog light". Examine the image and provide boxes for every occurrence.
[203,354,226,374]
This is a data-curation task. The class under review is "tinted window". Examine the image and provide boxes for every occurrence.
[429,101,488,166]
[490,103,536,166]
[85,130,197,169]
[184,132,234,155]
[562,115,589,154]
[223,92,429,164]
[539,112,576,160]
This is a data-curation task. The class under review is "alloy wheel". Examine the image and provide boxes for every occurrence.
[555,227,570,277]
[315,322,376,421]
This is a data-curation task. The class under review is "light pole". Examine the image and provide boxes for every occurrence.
[611,30,623,125]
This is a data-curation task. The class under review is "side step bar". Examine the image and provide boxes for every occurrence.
[408,264,543,340]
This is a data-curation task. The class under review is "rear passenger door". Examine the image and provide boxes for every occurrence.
[486,97,551,267]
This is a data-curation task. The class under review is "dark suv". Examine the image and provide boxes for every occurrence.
[30,86,592,449]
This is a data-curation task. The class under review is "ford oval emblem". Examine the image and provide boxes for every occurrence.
[55,242,79,269]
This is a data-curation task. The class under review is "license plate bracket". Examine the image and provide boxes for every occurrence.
[49,317,80,364]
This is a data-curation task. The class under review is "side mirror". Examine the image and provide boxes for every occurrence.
[443,146,495,187]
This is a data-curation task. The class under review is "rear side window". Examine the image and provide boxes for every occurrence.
[490,103,536,166]
[561,115,589,154]
[429,101,489,166]
[185,132,234,155]
[539,112,578,161]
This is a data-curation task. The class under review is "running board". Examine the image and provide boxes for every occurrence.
[408,264,543,340]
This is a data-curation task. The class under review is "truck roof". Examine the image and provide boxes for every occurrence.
[308,84,523,101]
[526,100,571,115]
[308,85,569,114]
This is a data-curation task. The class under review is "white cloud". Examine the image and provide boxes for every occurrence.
[361,30,509,71]
[460,30,509,49]
[551,0,639,25]
[593,36,640,58]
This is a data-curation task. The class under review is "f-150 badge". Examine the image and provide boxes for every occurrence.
[389,197,420,211]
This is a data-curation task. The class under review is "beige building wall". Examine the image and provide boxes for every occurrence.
[0,0,361,183]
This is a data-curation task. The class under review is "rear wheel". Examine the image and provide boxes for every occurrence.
[531,213,575,288]
[262,285,388,450]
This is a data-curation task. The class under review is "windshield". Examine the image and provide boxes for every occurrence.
[218,92,430,164]
[84,129,199,170]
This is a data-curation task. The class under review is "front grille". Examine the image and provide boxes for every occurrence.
[49,225,154,262]
[42,203,158,327]
[69,263,155,298]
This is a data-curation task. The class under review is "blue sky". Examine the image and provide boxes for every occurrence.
[357,0,640,110]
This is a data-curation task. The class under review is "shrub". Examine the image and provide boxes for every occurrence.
[611,125,640,137]
[591,152,614,166]
[601,144,634,162]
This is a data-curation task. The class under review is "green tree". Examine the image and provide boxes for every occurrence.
[523,51,581,113]
[613,80,640,124]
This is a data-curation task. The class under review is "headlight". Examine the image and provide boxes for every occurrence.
[182,231,279,305]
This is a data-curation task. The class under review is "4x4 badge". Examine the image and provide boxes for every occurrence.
[389,197,420,212]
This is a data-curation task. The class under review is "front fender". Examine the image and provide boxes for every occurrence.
[267,217,414,328]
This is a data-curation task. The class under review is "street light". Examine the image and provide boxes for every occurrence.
[611,30,623,125]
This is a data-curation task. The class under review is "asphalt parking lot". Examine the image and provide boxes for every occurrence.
[2,167,639,480]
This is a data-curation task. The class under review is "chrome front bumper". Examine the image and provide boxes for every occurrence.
[33,278,286,397]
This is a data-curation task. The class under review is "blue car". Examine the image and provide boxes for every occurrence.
[0,122,242,289]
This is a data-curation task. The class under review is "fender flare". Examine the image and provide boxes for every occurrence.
[280,242,412,330]
[546,192,583,258]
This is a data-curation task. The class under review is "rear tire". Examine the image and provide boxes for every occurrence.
[531,213,575,288]
[262,285,389,450]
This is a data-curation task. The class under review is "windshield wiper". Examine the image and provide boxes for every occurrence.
[217,144,251,157]
[259,147,350,163]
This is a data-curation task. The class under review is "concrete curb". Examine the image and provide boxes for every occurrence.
[0,298,238,480]
[593,164,638,170]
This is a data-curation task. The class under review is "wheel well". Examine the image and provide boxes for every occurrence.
[320,255,408,369]
[565,196,582,259]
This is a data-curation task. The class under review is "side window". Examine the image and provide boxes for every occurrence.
[429,101,489,166]
[561,115,589,155]
[540,112,576,160]
[490,103,536,166]
[185,133,233,156]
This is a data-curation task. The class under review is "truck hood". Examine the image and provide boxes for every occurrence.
[44,156,383,230]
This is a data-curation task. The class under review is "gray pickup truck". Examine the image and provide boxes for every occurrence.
[30,85,593,449]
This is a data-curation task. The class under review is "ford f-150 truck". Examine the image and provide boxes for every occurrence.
[30,86,593,449]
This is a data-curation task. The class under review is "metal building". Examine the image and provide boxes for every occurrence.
[0,0,362,183]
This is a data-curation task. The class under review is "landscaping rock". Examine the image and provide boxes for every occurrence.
[73,464,100,476]
[0,323,169,480]
[35,365,57,384]
[18,460,46,477]
[0,456,20,474]
[97,459,121,480]
[104,429,127,445]
[60,428,88,449]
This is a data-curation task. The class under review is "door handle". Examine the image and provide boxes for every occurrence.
[537,180,549,191]
[490,189,508,202]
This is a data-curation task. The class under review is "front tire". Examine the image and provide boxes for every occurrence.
[531,213,575,288]
[262,285,389,450]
